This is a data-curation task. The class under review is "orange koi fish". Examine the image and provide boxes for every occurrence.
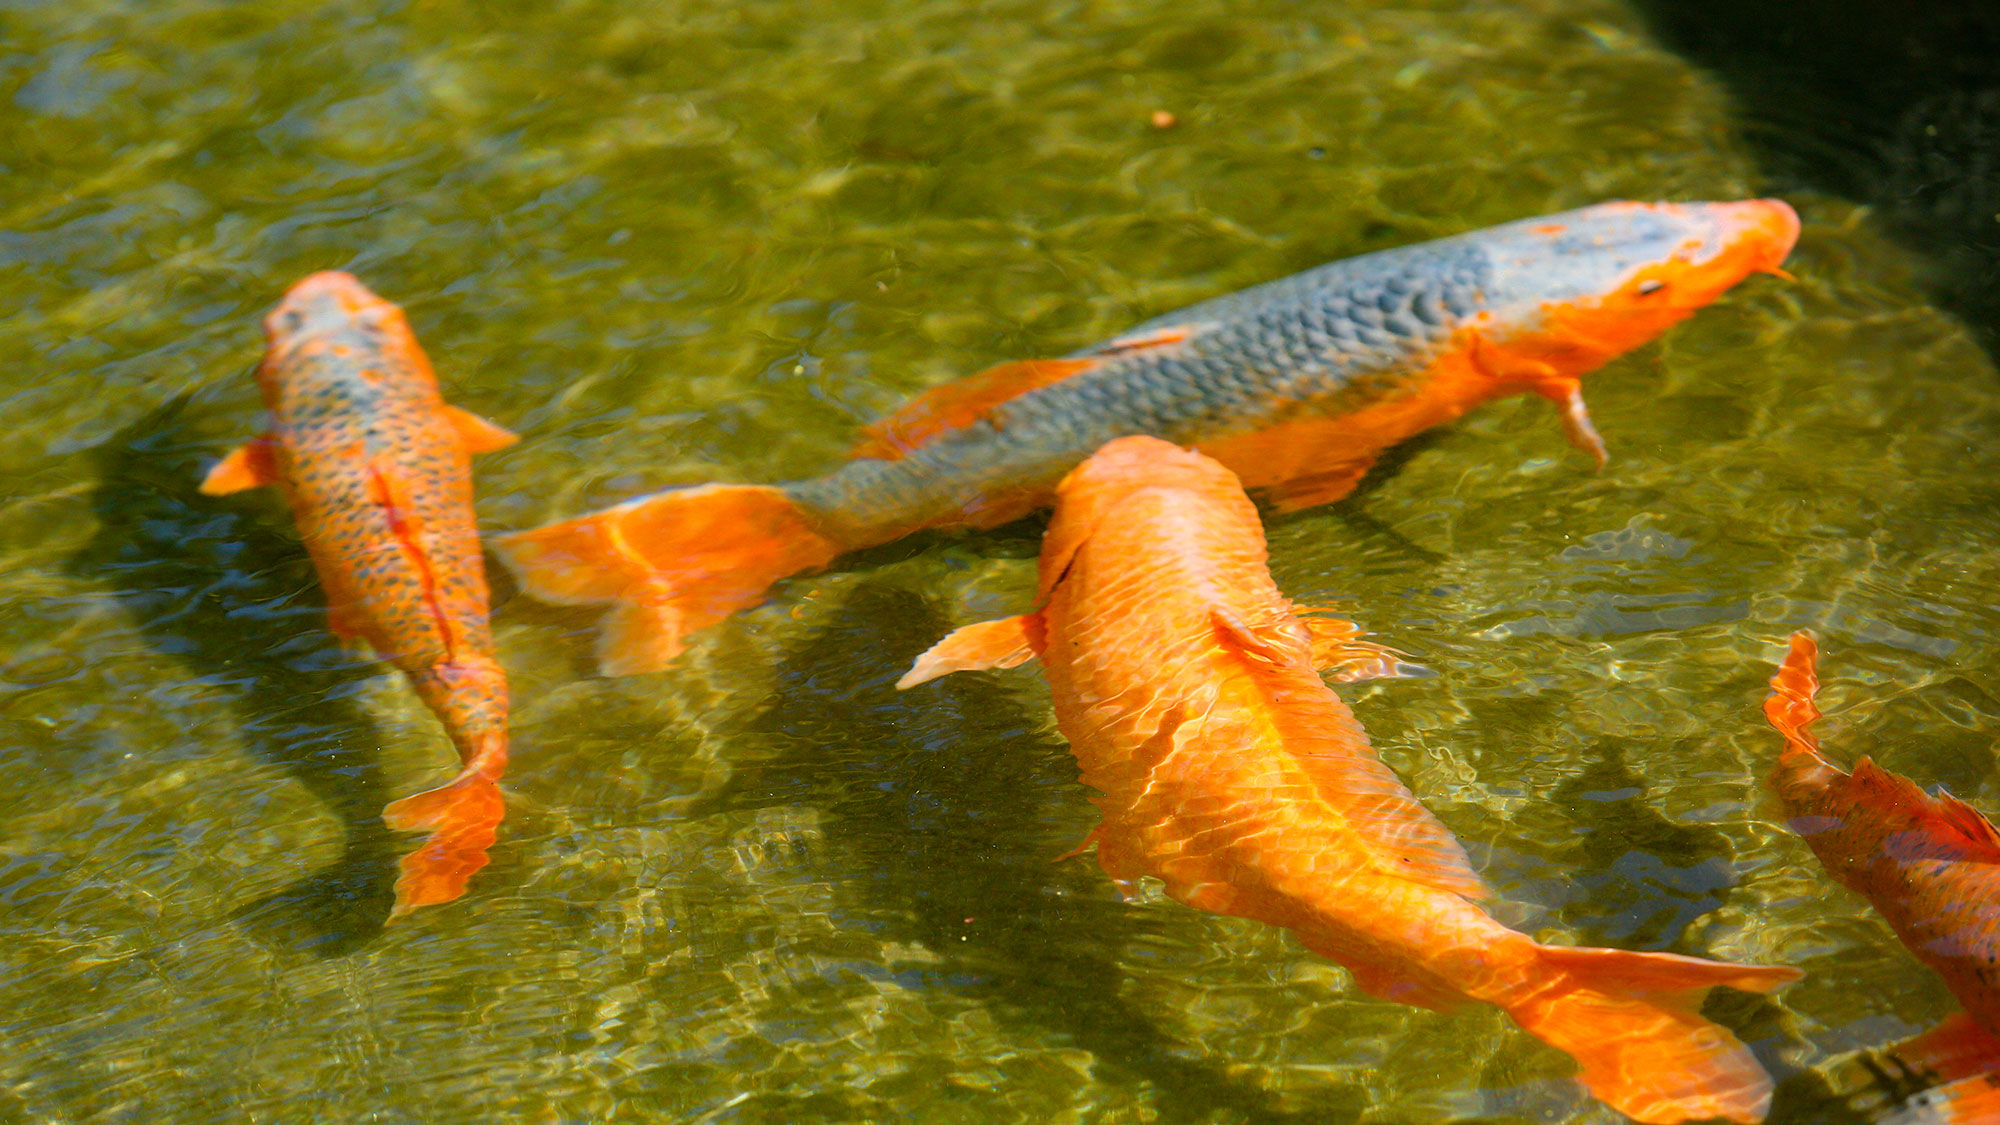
[1765,633,2000,1107]
[901,436,1800,1124]
[202,272,520,917]
[498,199,1798,675]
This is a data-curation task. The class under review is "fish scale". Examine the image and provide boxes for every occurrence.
[497,198,1798,675]
[202,271,520,917]
[899,436,1803,1124]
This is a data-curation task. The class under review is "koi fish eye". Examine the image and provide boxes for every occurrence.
[1636,279,1667,296]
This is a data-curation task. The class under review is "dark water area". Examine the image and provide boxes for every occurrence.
[2,1,1999,1122]
[1634,0,2000,352]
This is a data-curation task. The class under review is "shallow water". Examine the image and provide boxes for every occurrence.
[3,1,1997,1122]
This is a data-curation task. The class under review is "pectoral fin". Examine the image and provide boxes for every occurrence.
[1543,381,1608,469]
[1293,611,1429,682]
[199,438,280,495]
[1210,606,1308,668]
[442,404,519,454]
[850,358,1101,461]
[1253,455,1378,512]
[898,613,1045,689]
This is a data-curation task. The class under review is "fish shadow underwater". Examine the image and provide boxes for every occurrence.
[693,581,1386,1124]
[70,394,400,954]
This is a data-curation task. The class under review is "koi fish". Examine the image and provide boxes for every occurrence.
[901,435,1801,1124]
[1765,633,2000,1107]
[201,272,520,917]
[497,198,1799,675]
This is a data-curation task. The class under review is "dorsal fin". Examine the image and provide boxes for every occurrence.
[1290,608,1429,681]
[848,327,1198,461]
[199,438,280,495]
[1935,791,2000,860]
[1209,618,1488,899]
[1848,758,2000,865]
[849,358,1100,461]
[441,404,519,454]
[1210,605,1308,668]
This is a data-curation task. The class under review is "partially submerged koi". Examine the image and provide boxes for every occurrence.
[202,272,520,917]
[498,199,1800,675]
[1766,633,2000,1108]
[903,435,1801,1124]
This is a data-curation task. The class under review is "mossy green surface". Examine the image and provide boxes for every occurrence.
[2,1,1996,1121]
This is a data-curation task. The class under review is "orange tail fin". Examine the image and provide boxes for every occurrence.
[493,484,844,675]
[382,765,506,918]
[1507,944,1802,1124]
[1764,631,1826,768]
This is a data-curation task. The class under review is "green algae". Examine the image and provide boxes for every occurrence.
[0,1,1996,1122]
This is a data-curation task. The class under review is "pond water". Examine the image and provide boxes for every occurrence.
[3,1,1996,1122]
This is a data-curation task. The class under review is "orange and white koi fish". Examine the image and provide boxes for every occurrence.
[1766,632,2000,1112]
[901,436,1801,1123]
[202,272,519,917]
[497,199,1799,675]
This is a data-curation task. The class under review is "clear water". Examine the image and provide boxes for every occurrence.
[3,1,1996,1122]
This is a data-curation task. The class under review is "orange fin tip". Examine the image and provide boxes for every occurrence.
[1293,612,1429,681]
[898,613,1044,689]
[595,594,687,678]
[1548,384,1608,469]
[382,772,506,918]
[442,404,519,454]
[1516,946,1800,1125]
[849,357,1100,461]
[494,484,843,676]
[200,438,280,494]
[1091,323,1199,356]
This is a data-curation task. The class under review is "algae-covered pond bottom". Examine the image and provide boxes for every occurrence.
[2,1,1998,1122]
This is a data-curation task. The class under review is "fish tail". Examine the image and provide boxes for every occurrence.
[493,484,845,675]
[1764,630,1829,772]
[382,735,507,918]
[1505,944,1802,1124]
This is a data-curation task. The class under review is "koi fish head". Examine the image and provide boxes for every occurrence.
[1039,436,1257,598]
[1470,199,1801,378]
[257,271,433,397]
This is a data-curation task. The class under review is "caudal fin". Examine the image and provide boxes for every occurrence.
[493,484,844,676]
[1507,943,1802,1124]
[382,769,506,918]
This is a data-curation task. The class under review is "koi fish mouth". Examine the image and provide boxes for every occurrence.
[263,270,397,348]
[1687,198,1801,280]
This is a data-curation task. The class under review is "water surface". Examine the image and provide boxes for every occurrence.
[3,1,1997,1122]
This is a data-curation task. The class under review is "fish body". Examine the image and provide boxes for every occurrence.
[202,271,520,916]
[902,436,1800,1124]
[1765,633,2000,1053]
[498,199,1801,674]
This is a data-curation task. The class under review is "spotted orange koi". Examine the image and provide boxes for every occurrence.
[903,436,1801,1123]
[497,199,1799,675]
[202,272,519,917]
